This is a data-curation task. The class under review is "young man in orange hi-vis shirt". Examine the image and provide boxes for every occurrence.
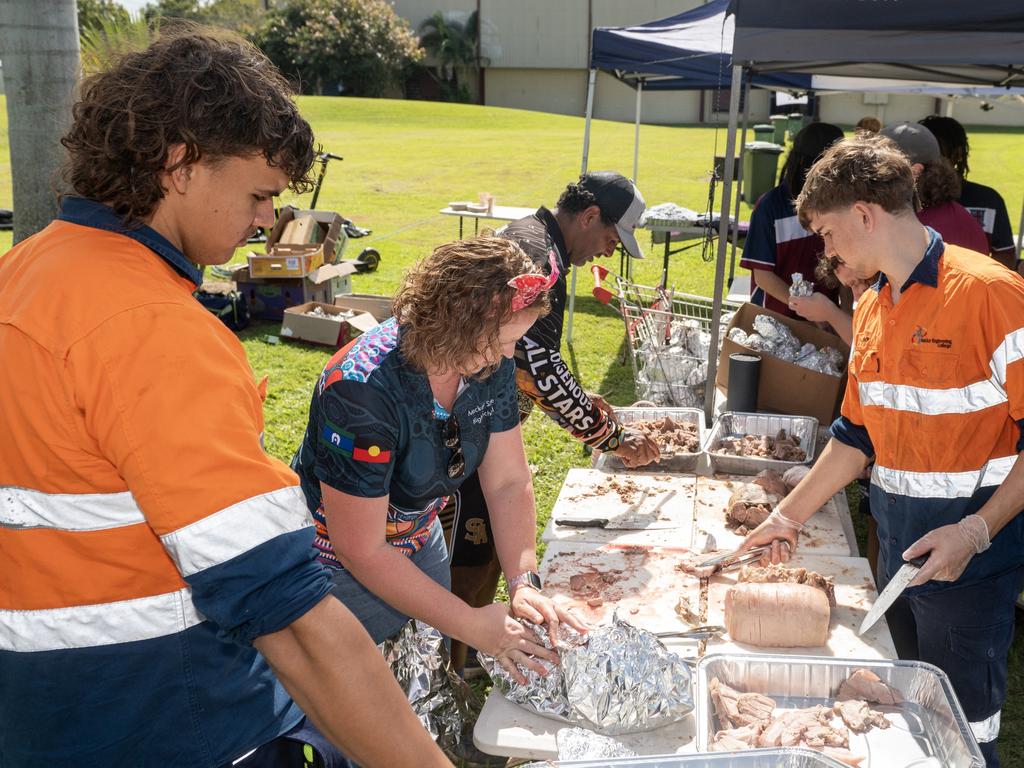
[0,27,449,768]
[739,133,1024,768]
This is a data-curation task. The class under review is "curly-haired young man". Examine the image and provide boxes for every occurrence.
[740,133,1024,768]
[0,26,448,768]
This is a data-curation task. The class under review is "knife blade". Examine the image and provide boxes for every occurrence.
[554,516,679,530]
[858,555,928,636]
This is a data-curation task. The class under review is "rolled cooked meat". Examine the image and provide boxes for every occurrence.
[725,565,834,647]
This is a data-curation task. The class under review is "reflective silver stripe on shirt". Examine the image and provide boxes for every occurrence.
[0,587,203,652]
[872,455,1017,499]
[160,486,313,577]
[0,487,145,531]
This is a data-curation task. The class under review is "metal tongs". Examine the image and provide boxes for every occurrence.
[654,625,725,640]
[694,543,781,576]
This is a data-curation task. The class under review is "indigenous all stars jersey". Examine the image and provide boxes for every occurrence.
[293,317,520,560]
[502,207,625,451]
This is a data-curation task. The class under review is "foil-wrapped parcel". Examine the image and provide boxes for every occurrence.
[378,620,478,750]
[480,618,694,735]
[728,315,843,377]
[789,272,815,298]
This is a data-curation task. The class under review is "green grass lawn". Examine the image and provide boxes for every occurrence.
[3,94,1024,761]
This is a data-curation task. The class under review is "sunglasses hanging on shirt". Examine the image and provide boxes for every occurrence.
[443,415,465,479]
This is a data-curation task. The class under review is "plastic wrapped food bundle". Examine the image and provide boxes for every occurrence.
[789,272,814,298]
[482,618,694,735]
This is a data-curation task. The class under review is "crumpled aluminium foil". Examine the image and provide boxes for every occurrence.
[556,727,638,760]
[789,272,815,298]
[378,620,477,751]
[728,314,843,376]
[480,618,694,735]
[478,621,584,719]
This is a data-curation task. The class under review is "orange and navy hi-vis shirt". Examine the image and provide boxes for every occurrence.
[832,229,1024,593]
[0,198,330,766]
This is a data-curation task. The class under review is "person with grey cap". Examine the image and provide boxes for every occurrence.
[440,171,660,679]
[880,122,988,255]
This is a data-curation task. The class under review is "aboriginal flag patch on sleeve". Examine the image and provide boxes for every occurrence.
[320,421,392,463]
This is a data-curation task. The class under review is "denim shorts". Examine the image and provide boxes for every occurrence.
[327,517,451,644]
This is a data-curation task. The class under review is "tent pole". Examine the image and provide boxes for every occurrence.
[633,81,643,182]
[704,64,744,427]
[728,73,752,288]
[1017,195,1024,262]
[568,68,598,348]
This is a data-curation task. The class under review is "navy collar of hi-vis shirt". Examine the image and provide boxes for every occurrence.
[872,226,942,295]
[58,196,203,288]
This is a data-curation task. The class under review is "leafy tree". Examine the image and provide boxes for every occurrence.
[417,9,478,101]
[141,0,262,36]
[77,0,131,33]
[254,0,423,97]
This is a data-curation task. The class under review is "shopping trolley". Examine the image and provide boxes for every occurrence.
[591,265,742,408]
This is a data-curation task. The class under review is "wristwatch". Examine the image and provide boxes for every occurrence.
[508,571,543,595]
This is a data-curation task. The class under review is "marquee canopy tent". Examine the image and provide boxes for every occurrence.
[699,0,1024,422]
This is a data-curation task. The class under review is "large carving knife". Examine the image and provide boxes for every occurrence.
[858,555,928,636]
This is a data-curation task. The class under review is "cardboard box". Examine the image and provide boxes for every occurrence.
[716,302,850,424]
[234,263,356,320]
[280,302,378,347]
[280,214,323,245]
[332,293,393,323]
[248,207,348,278]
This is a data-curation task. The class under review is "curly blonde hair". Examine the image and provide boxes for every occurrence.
[394,235,552,377]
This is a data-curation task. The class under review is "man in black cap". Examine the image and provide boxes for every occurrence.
[442,172,660,677]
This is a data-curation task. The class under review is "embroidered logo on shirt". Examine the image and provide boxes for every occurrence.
[911,326,953,349]
[465,517,489,545]
[320,422,392,463]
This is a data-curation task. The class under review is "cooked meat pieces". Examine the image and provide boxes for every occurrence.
[725,566,836,648]
[758,705,848,749]
[836,668,904,706]
[713,428,807,461]
[782,464,810,490]
[833,699,890,732]
[737,564,837,606]
[629,416,701,454]
[711,723,765,751]
[709,678,776,729]
[752,468,789,498]
[725,483,780,535]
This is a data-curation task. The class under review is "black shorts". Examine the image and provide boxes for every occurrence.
[440,470,495,568]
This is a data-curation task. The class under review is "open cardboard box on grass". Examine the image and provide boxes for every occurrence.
[716,302,850,424]
[280,301,378,347]
[247,207,348,279]
[332,293,393,323]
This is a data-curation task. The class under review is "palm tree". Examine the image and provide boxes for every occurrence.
[417,10,478,98]
[80,12,156,76]
[0,0,81,243]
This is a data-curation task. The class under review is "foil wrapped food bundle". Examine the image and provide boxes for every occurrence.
[789,272,815,298]
[378,620,478,750]
[481,618,694,735]
[730,318,843,376]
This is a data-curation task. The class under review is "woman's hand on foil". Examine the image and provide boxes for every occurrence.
[470,602,557,684]
[511,587,590,650]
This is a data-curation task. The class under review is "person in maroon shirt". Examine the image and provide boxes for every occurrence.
[880,122,988,255]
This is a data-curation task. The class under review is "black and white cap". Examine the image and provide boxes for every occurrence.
[580,171,646,259]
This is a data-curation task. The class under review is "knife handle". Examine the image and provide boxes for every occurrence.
[555,518,608,528]
[905,555,928,568]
